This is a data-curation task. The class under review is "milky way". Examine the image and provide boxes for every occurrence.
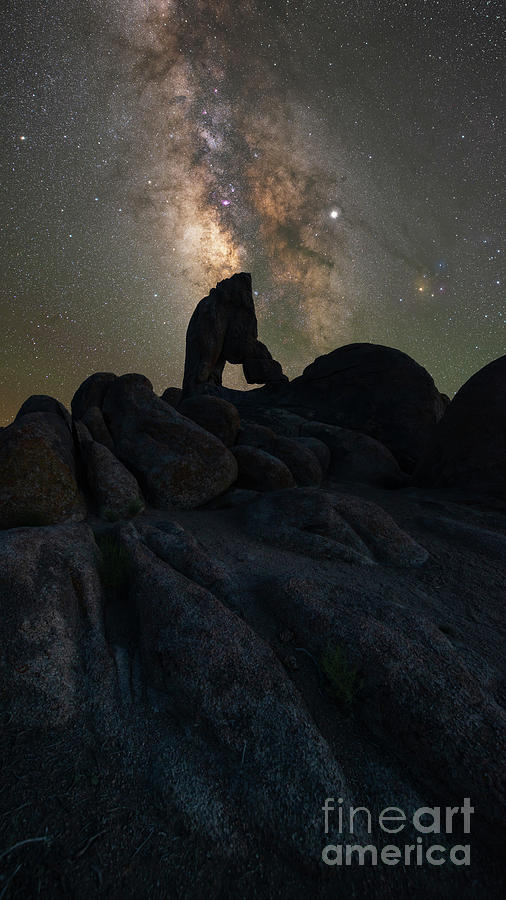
[120,0,354,351]
[1,0,503,422]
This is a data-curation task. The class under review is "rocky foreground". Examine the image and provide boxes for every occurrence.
[0,275,505,898]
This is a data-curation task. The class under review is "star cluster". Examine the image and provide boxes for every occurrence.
[1,0,503,423]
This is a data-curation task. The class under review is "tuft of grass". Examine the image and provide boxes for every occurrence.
[321,645,361,706]
[96,534,131,593]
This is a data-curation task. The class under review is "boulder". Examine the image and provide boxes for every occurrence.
[0,412,85,528]
[80,438,145,521]
[300,421,406,487]
[266,435,322,486]
[295,435,331,475]
[80,405,115,451]
[243,488,428,567]
[179,395,240,447]
[15,394,72,430]
[101,374,238,508]
[182,272,287,395]
[160,386,182,408]
[71,371,116,420]
[243,407,307,437]
[275,343,446,471]
[237,424,322,486]
[242,349,286,385]
[232,445,295,491]
[236,422,277,448]
[415,354,506,497]
[73,418,93,447]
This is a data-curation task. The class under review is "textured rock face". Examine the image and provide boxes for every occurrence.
[137,519,231,594]
[101,374,238,508]
[274,343,447,472]
[182,272,287,395]
[415,354,506,497]
[265,575,506,837]
[179,395,241,447]
[243,488,429,566]
[0,523,117,726]
[0,412,85,528]
[114,523,351,861]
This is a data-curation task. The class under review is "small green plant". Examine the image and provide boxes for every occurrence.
[321,645,361,706]
[96,534,131,593]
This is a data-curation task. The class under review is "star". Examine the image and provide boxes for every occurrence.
[0,0,502,424]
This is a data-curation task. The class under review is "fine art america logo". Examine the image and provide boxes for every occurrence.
[321,797,473,866]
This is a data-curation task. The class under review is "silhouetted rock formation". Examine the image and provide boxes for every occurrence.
[415,354,506,497]
[15,393,72,430]
[263,342,448,472]
[71,371,116,420]
[182,272,287,396]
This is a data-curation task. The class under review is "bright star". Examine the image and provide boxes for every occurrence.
[330,210,339,219]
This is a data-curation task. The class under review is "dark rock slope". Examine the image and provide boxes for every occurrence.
[0,275,504,899]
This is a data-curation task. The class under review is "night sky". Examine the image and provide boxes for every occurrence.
[1,0,504,425]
